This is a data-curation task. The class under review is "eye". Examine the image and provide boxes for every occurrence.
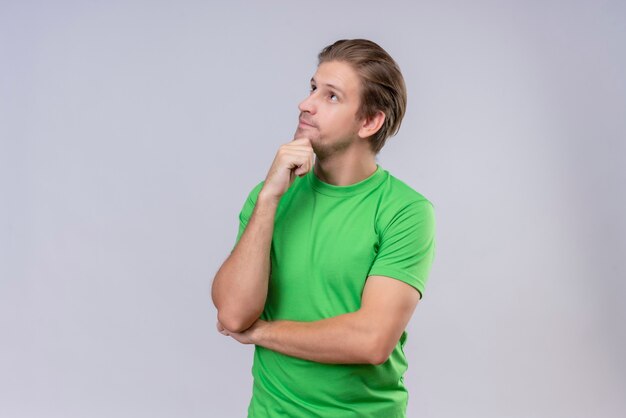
[329,93,338,102]
[309,85,317,94]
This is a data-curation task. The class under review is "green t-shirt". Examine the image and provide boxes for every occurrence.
[233,164,436,418]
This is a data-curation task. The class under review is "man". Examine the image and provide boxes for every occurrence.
[211,39,436,417]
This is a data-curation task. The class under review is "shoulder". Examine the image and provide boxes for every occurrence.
[374,170,435,233]
[379,169,434,210]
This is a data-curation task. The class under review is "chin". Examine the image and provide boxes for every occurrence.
[294,128,320,142]
[310,140,338,160]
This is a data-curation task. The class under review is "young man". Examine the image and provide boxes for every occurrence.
[211,39,436,417]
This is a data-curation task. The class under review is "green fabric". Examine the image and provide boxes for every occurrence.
[233,164,436,418]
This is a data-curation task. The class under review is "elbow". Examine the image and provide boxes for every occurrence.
[369,351,391,366]
[368,335,394,366]
[217,309,258,334]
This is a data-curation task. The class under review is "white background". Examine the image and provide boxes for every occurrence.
[1,1,625,417]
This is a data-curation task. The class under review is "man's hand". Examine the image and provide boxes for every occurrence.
[260,137,315,201]
[215,277,421,365]
[217,318,267,345]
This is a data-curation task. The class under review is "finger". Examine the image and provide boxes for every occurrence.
[294,158,312,176]
[291,137,313,148]
[282,150,313,161]
[282,146,313,156]
[291,136,310,143]
[308,154,315,173]
[304,152,315,175]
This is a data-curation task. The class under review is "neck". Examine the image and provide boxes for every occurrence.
[313,145,377,186]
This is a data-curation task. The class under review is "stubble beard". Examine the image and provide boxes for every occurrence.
[294,127,353,160]
[311,136,353,160]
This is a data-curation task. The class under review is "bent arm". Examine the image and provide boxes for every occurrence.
[212,138,315,333]
[211,192,279,332]
[223,275,420,365]
[251,311,378,365]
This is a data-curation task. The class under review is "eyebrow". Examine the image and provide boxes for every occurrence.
[310,77,345,95]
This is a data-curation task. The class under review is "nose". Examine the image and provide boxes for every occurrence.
[298,92,316,115]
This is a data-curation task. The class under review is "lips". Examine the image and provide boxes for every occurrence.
[299,119,316,128]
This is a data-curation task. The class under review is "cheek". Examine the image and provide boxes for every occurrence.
[336,115,359,135]
[318,107,359,137]
[327,110,355,129]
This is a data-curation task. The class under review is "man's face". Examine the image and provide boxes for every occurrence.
[294,60,364,158]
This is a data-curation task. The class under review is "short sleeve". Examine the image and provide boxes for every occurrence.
[368,200,436,298]
[232,181,265,252]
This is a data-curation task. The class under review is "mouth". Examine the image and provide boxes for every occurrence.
[298,118,316,129]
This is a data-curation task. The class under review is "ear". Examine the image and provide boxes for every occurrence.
[357,110,385,139]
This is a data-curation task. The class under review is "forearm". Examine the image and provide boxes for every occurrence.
[253,311,382,365]
[211,192,279,332]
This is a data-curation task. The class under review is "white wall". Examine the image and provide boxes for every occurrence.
[1,1,624,417]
